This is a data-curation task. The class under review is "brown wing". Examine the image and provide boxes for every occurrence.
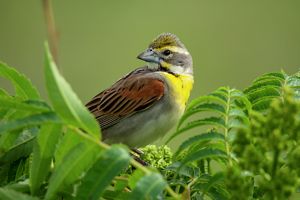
[86,71,165,130]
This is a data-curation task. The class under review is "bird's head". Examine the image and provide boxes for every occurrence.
[137,33,193,75]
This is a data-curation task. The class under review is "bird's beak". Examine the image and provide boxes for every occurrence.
[137,48,160,63]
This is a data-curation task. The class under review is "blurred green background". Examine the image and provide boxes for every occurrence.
[1,0,300,100]
[1,1,300,141]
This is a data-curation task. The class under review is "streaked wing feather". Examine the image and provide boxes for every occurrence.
[86,71,164,130]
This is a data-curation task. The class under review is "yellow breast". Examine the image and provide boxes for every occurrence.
[159,72,194,110]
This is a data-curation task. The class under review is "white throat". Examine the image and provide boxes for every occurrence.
[147,62,159,70]
[170,65,193,75]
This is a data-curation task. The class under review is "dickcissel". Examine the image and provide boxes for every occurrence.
[86,33,193,148]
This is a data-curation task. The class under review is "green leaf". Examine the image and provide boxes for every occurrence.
[14,127,38,145]
[0,137,34,165]
[286,73,300,98]
[44,43,100,139]
[181,148,227,166]
[206,186,229,200]
[167,117,225,143]
[0,109,9,121]
[75,146,130,200]
[0,188,39,200]
[230,90,252,112]
[0,130,24,154]
[252,72,285,83]
[244,79,282,94]
[246,86,280,104]
[202,172,225,195]
[45,135,101,200]
[0,112,60,135]
[287,74,300,87]
[251,96,278,111]
[167,162,200,178]
[175,131,224,158]
[0,96,50,113]
[4,180,30,194]
[15,158,30,182]
[187,95,227,111]
[54,128,87,166]
[210,89,228,103]
[129,173,167,200]
[30,124,62,195]
[243,71,300,110]
[178,103,225,128]
[102,190,131,200]
[0,62,40,100]
[228,117,248,129]
[128,169,145,189]
[114,179,128,192]
[228,108,248,119]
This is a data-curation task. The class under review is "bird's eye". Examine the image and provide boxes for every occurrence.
[163,50,171,56]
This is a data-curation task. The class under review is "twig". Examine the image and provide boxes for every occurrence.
[42,0,59,67]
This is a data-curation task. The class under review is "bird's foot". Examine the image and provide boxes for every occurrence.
[130,148,148,166]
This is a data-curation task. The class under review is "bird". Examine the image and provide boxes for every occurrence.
[86,33,193,148]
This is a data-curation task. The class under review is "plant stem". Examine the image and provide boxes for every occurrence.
[207,158,211,174]
[42,0,59,67]
[224,87,232,166]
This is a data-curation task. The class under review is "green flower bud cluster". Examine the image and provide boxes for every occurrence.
[140,145,173,170]
[228,87,300,199]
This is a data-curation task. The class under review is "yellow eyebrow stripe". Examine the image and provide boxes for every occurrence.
[155,46,190,55]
